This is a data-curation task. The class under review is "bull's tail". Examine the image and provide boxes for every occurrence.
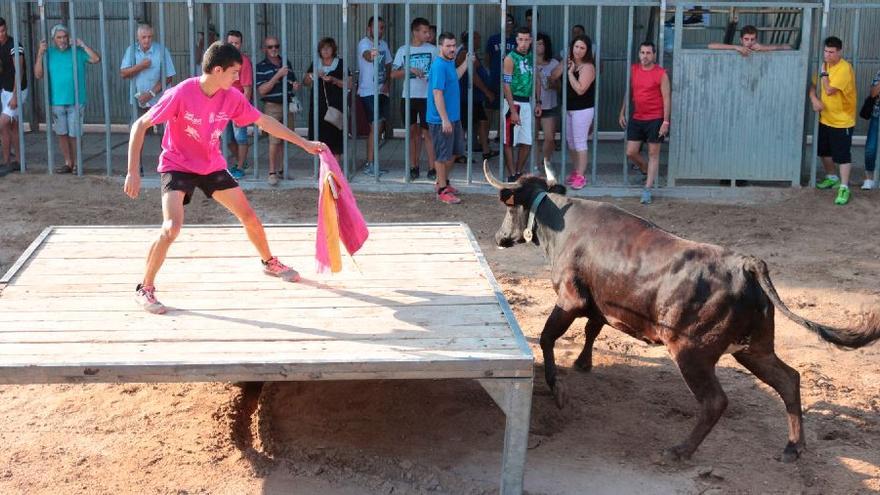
[744,256,880,349]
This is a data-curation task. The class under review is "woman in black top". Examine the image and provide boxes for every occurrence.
[563,35,596,189]
[304,37,348,159]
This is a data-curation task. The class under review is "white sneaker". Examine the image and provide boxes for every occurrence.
[861,179,875,190]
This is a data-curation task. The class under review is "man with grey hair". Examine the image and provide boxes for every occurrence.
[119,23,175,111]
[34,24,101,174]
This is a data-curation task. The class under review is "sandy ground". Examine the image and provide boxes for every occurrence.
[0,174,879,494]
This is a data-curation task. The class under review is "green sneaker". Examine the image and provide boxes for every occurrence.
[834,186,851,205]
[816,177,841,189]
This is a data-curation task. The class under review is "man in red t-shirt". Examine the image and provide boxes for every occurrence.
[124,42,326,314]
[618,41,670,204]
[224,30,253,178]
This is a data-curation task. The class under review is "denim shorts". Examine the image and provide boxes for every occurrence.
[224,121,249,145]
[51,104,84,137]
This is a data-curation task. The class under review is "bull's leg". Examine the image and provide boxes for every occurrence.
[733,350,804,462]
[574,319,604,372]
[540,305,577,409]
[667,353,728,461]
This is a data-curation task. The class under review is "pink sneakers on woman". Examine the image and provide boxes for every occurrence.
[565,172,587,190]
[135,284,167,314]
[262,256,301,282]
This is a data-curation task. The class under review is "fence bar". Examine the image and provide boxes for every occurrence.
[158,0,166,93]
[622,4,633,185]
[372,0,380,183]
[312,3,320,177]
[10,0,26,172]
[810,0,829,188]
[436,4,442,48]
[250,3,259,180]
[498,0,507,180]
[590,5,601,184]
[70,0,84,176]
[403,1,411,182]
[529,2,537,175]
[561,4,568,178]
[38,0,54,173]
[658,0,666,68]
[342,0,350,178]
[99,1,112,176]
[466,3,474,183]
[219,4,228,160]
[281,5,289,179]
[128,1,137,125]
[187,0,195,76]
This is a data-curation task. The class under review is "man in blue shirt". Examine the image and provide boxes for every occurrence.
[427,32,471,205]
[119,23,176,111]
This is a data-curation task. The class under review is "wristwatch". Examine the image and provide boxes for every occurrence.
[148,89,156,98]
[820,72,829,77]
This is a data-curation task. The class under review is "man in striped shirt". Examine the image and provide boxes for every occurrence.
[256,36,300,185]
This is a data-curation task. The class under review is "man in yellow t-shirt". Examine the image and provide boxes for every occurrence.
[809,36,857,205]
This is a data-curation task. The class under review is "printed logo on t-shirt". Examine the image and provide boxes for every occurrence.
[183,111,202,126]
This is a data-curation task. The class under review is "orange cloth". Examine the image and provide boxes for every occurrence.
[320,175,343,273]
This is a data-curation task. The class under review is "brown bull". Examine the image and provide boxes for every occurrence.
[485,161,880,462]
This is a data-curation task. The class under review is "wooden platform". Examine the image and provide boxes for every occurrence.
[0,223,534,494]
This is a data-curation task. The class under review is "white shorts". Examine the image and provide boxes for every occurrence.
[503,99,533,146]
[566,107,595,152]
[1,89,28,119]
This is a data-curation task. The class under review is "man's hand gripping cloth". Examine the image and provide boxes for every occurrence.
[316,150,369,273]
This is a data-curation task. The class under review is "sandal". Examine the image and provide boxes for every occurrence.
[54,164,74,174]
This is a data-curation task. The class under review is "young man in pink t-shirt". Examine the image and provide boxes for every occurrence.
[124,41,326,314]
[617,41,670,205]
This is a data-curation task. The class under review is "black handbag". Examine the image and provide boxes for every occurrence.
[859,96,877,120]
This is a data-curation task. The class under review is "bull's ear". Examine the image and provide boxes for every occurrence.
[500,189,515,206]
[549,184,567,196]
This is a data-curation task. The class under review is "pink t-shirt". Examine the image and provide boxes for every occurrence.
[232,54,253,93]
[147,77,261,175]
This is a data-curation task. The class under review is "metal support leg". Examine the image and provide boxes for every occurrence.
[478,377,533,495]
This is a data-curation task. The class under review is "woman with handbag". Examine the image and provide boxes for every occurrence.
[862,69,880,190]
[305,38,347,163]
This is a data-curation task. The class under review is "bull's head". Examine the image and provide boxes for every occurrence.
[484,160,566,247]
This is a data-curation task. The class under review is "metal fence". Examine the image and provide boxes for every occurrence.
[0,0,876,188]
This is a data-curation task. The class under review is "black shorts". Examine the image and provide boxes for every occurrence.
[626,118,665,144]
[400,98,428,129]
[160,169,239,205]
[817,123,853,164]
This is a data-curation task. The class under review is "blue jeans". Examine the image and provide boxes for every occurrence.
[866,115,879,173]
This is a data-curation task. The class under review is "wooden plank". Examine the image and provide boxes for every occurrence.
[0,303,505,323]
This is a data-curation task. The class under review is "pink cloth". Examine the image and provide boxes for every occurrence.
[232,55,253,93]
[147,77,261,175]
[316,150,369,273]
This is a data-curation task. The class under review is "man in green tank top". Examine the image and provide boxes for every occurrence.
[502,26,541,181]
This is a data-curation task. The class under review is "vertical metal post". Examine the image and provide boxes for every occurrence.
[312,3,320,178]
[372,1,380,183]
[128,1,137,124]
[404,1,411,182]
[38,0,54,173]
[99,1,112,176]
[9,0,26,172]
[69,0,83,176]
[466,3,475,184]
[561,5,568,178]
[219,4,228,163]
[669,3,683,188]
[250,3,259,179]
[281,5,289,179]
[590,6,602,185]
[811,0,830,188]
[187,0,195,76]
[342,0,350,179]
[529,3,537,175]
[498,0,507,180]
[158,0,166,93]
[623,5,633,185]
[349,2,357,179]
[436,4,442,47]
[659,0,667,68]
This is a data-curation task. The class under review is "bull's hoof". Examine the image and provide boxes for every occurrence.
[661,445,690,463]
[574,358,592,373]
[551,381,567,409]
[780,443,803,463]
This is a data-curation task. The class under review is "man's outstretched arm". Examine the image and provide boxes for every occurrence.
[255,114,327,154]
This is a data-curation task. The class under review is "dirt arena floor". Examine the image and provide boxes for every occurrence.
[1,174,878,494]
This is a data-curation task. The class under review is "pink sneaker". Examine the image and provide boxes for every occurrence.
[262,256,301,282]
[434,183,459,194]
[135,284,167,314]
[569,173,587,190]
[437,188,462,204]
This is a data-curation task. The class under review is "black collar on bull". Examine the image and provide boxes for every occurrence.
[523,191,548,244]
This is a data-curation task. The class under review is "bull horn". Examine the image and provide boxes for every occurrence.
[483,159,519,189]
[543,158,558,184]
